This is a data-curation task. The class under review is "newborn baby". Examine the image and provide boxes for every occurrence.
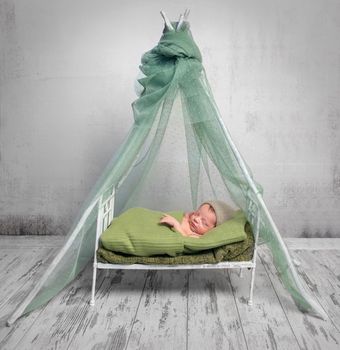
[160,200,235,238]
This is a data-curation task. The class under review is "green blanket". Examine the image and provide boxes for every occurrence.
[97,222,254,264]
[100,208,248,257]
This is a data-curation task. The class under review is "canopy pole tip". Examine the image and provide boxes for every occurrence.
[160,10,174,31]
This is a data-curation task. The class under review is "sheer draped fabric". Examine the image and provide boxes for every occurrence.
[13,21,326,320]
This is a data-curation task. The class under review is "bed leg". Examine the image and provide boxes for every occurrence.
[90,263,97,306]
[248,267,256,306]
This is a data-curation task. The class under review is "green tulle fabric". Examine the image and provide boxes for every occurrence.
[19,21,326,320]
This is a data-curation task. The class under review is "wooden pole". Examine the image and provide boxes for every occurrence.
[176,9,190,31]
[160,10,174,31]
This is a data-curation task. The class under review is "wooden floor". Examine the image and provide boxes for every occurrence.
[0,236,339,350]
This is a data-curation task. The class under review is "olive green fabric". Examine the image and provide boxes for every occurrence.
[100,207,247,257]
[97,221,254,265]
[100,208,184,257]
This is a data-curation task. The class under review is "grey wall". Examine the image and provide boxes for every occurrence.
[1,0,339,237]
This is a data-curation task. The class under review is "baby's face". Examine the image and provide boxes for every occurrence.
[188,204,217,235]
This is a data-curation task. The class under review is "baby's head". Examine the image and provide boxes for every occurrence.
[188,200,235,236]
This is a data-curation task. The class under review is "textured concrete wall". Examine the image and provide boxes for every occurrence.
[1,0,339,236]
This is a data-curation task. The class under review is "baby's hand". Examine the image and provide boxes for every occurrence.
[159,214,178,228]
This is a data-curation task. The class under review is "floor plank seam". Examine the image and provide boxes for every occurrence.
[318,303,338,332]
[258,253,303,350]
[226,269,249,350]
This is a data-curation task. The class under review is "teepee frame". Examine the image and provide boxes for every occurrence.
[88,7,262,301]
[88,10,300,308]
[7,9,327,327]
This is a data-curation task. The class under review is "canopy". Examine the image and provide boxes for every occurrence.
[7,18,327,325]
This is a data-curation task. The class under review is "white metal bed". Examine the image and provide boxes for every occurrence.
[89,187,261,307]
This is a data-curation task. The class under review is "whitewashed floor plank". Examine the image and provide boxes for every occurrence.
[0,248,54,310]
[0,301,50,350]
[311,249,340,275]
[229,258,300,350]
[3,264,97,350]
[259,248,340,350]
[0,251,27,291]
[126,270,188,350]
[66,269,147,350]
[187,269,247,350]
[0,247,56,344]
[0,248,45,285]
[292,250,340,330]
[0,237,340,350]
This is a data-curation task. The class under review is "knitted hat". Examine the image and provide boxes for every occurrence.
[202,200,235,226]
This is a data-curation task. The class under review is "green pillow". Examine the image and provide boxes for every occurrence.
[100,207,247,257]
[183,210,247,253]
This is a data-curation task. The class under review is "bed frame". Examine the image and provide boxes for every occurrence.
[89,187,261,307]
